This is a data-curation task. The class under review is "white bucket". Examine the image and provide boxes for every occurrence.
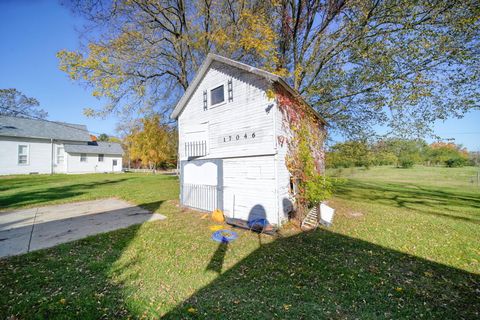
[320,203,335,227]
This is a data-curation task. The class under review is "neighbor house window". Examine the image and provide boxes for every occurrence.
[57,147,64,164]
[80,153,87,162]
[18,145,29,165]
[210,85,225,106]
[98,154,104,162]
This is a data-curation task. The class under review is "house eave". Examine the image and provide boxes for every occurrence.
[170,53,327,126]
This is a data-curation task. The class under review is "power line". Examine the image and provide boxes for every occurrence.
[0,106,105,136]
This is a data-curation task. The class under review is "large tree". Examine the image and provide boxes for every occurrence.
[0,88,48,119]
[58,0,479,138]
[125,114,177,169]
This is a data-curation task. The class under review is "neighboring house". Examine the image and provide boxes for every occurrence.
[172,54,326,226]
[0,115,123,175]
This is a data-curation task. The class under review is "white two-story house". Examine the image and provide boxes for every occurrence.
[172,54,326,226]
[0,116,123,175]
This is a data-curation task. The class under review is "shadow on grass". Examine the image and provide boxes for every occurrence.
[0,200,166,319]
[334,180,480,223]
[164,229,479,319]
[0,178,131,210]
[0,217,478,318]
[206,242,229,274]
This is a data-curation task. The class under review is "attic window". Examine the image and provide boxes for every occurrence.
[210,85,225,106]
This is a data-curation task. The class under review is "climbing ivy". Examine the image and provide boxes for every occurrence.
[275,84,332,222]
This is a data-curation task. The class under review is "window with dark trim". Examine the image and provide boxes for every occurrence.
[210,85,225,106]
[98,154,104,162]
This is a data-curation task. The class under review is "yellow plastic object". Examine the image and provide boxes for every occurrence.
[200,213,210,220]
[209,225,224,231]
[212,209,225,223]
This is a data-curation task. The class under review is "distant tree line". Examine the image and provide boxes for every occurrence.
[327,139,476,169]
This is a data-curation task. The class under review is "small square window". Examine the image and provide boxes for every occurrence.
[113,160,118,166]
[18,145,29,165]
[98,154,104,162]
[80,153,87,162]
[210,85,224,106]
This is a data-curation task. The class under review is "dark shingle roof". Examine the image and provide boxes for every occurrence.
[64,142,124,155]
[0,115,91,141]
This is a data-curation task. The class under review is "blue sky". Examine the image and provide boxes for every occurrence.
[1,0,479,150]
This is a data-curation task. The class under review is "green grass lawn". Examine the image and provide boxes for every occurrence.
[0,168,479,319]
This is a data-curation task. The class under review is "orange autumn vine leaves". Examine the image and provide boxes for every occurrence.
[274,84,332,221]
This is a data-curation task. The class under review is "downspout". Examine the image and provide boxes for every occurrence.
[50,139,54,175]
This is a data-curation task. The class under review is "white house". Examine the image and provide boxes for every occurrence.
[0,116,123,175]
[172,54,326,226]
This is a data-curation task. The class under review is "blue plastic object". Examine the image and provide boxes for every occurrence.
[211,230,238,243]
[247,218,268,229]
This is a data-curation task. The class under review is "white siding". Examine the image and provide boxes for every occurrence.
[66,153,122,173]
[0,136,53,175]
[0,136,122,175]
[178,61,276,160]
[176,60,326,226]
[222,155,278,224]
[177,62,282,224]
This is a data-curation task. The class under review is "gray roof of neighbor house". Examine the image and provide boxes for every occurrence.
[170,53,327,124]
[0,115,91,141]
[64,142,124,155]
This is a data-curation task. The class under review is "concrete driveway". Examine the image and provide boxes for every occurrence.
[0,198,166,258]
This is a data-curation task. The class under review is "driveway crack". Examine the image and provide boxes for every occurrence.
[27,208,39,253]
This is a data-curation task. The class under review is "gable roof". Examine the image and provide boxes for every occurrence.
[0,115,91,141]
[64,142,124,155]
[170,53,326,124]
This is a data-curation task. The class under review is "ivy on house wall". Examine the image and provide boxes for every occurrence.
[274,84,331,222]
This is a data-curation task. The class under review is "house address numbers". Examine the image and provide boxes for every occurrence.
[223,132,256,142]
[218,130,263,145]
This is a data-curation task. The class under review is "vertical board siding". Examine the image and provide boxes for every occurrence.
[185,141,207,158]
[182,183,218,212]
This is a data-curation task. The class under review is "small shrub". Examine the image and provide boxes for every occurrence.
[399,158,414,168]
[445,158,466,167]
[304,175,333,208]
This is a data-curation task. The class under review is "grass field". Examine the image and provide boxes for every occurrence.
[0,167,479,319]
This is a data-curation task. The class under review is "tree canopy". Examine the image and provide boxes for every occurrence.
[0,88,47,119]
[124,114,177,169]
[59,0,479,138]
